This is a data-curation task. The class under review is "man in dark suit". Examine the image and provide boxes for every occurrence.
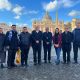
[19,27,31,67]
[31,26,43,65]
[5,25,19,68]
[73,21,80,63]
[62,25,73,64]
[0,28,6,68]
[43,27,52,63]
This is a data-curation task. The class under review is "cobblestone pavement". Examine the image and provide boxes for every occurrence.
[0,46,80,80]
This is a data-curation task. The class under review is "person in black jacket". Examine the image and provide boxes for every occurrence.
[43,27,52,63]
[62,25,73,64]
[73,21,80,63]
[0,28,6,68]
[5,25,19,68]
[31,26,43,65]
[19,27,31,67]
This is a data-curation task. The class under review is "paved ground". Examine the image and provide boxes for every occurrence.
[0,46,80,80]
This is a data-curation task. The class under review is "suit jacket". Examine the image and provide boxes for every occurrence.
[43,32,52,46]
[5,30,19,50]
[62,31,73,45]
[0,33,5,51]
[62,31,73,51]
[19,32,31,49]
[31,30,43,47]
[72,28,80,45]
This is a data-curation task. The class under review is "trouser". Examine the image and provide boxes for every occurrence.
[0,50,6,63]
[7,49,17,67]
[63,50,70,63]
[73,43,80,62]
[43,45,51,62]
[62,44,71,63]
[21,47,29,65]
[33,45,41,64]
[55,48,61,62]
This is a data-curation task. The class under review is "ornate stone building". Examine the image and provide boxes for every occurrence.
[32,12,64,33]
[71,18,80,30]
[63,18,80,31]
[0,23,10,33]
[0,23,32,34]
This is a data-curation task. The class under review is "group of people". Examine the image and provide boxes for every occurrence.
[0,21,80,69]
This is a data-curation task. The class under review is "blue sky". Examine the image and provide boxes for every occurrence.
[0,0,80,28]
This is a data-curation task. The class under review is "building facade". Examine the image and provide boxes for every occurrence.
[32,12,64,33]
[0,23,32,34]
[71,18,80,30]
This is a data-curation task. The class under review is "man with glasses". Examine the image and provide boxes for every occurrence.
[31,26,43,65]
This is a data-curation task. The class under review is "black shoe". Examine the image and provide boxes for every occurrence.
[48,60,51,63]
[25,64,28,67]
[1,64,4,68]
[44,61,47,63]
[38,62,41,65]
[62,62,66,64]
[34,63,37,65]
[13,65,17,67]
[55,60,60,65]
[56,62,59,65]
[12,64,17,67]
[21,64,25,67]
[67,61,71,64]
[74,61,78,64]
[8,66,12,69]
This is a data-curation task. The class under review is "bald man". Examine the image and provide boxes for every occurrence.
[31,26,43,65]
[62,25,73,64]
[43,27,52,63]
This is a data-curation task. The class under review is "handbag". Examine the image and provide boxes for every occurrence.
[16,49,21,64]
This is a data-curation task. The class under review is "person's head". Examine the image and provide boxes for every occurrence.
[0,28,3,33]
[35,26,40,31]
[11,25,16,31]
[45,27,49,32]
[64,25,69,32]
[76,21,80,28]
[23,27,28,32]
[55,28,59,34]
[59,30,62,34]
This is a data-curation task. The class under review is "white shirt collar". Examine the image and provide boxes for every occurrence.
[36,30,39,33]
